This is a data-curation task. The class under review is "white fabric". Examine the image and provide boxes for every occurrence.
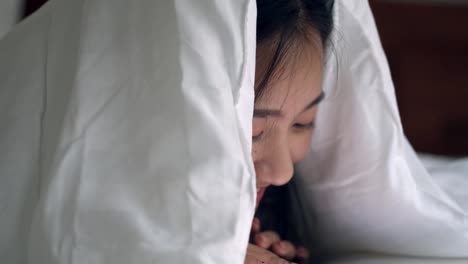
[419,154,468,213]
[0,0,21,38]
[296,0,468,259]
[329,253,468,264]
[3,0,468,263]
[0,0,257,263]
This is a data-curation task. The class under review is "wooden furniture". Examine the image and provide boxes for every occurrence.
[370,0,468,156]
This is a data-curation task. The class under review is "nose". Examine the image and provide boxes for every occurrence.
[254,138,294,187]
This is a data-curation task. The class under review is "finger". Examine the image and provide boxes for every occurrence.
[296,247,310,260]
[271,240,296,260]
[245,244,289,264]
[251,217,261,234]
[254,230,281,249]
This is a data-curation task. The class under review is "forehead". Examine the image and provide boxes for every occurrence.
[255,43,324,115]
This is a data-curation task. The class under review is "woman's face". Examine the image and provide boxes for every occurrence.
[253,43,324,206]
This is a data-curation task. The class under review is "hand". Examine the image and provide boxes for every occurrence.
[247,218,310,264]
[244,243,293,264]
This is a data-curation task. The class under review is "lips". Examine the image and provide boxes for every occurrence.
[256,187,266,206]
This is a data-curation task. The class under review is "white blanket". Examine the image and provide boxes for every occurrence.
[296,0,468,259]
[1,0,467,263]
[0,0,256,263]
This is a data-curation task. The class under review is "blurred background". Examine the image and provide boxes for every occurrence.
[1,0,467,156]
[370,0,468,157]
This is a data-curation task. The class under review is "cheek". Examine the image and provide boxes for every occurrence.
[290,131,313,163]
[251,141,262,163]
[252,119,265,137]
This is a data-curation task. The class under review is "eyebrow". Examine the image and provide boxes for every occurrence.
[253,109,283,117]
[303,91,325,111]
[253,90,325,118]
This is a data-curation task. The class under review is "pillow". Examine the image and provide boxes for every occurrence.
[0,0,257,263]
[296,0,468,258]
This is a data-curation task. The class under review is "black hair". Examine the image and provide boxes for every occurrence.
[254,1,335,263]
[255,0,335,101]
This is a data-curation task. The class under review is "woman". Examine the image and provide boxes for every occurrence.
[245,0,334,263]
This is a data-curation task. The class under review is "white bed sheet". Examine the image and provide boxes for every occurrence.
[328,154,468,263]
[419,153,468,213]
[329,254,468,264]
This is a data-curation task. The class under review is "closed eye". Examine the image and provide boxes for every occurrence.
[293,121,315,130]
[252,131,264,142]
